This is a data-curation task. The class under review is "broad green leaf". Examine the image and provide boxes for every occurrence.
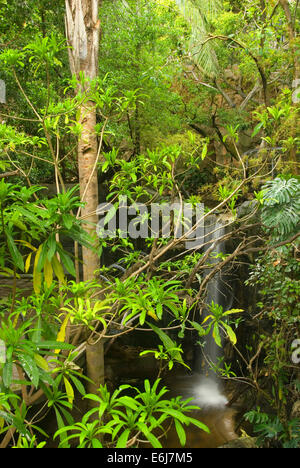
[187,417,210,433]
[36,340,73,351]
[44,257,53,288]
[191,321,207,336]
[251,122,263,137]
[52,254,66,284]
[117,396,140,411]
[34,353,49,371]
[62,214,74,230]
[175,419,186,447]
[213,322,222,347]
[69,374,85,396]
[92,438,103,448]
[5,228,24,271]
[18,353,39,387]
[148,323,183,362]
[57,247,76,277]
[46,233,57,262]
[201,143,208,160]
[116,429,130,448]
[137,422,162,448]
[36,242,48,273]
[2,360,13,387]
[222,322,237,345]
[54,407,70,448]
[162,408,187,423]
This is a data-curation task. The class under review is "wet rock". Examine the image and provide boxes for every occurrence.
[218,436,257,448]
[291,401,300,419]
[237,200,259,220]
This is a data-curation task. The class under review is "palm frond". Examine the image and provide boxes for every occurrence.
[174,0,223,76]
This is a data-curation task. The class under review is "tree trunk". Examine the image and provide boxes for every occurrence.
[78,103,100,280]
[86,340,105,395]
[65,0,101,281]
[65,0,105,397]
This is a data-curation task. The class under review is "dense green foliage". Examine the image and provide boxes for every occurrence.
[0,0,299,449]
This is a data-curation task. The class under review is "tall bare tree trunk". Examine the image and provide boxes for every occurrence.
[65,0,105,396]
[65,0,101,281]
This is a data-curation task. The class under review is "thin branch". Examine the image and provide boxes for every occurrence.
[0,170,19,179]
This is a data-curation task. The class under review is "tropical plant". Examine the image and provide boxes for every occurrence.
[54,379,209,448]
[261,177,300,241]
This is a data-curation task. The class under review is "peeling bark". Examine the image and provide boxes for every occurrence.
[65,1,104,395]
[65,0,101,280]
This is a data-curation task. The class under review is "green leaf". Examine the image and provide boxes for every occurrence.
[222,322,237,345]
[36,340,74,351]
[17,353,39,387]
[148,323,183,362]
[201,143,208,160]
[162,408,187,423]
[92,438,103,448]
[51,254,66,284]
[251,122,263,137]
[175,419,186,447]
[2,360,13,387]
[34,353,49,371]
[46,233,57,262]
[137,422,162,448]
[69,375,85,396]
[116,429,130,448]
[33,245,43,294]
[213,322,222,347]
[5,228,24,271]
[187,417,210,433]
[62,214,74,230]
[54,407,70,448]
[117,396,140,411]
[44,257,53,288]
[190,321,207,336]
[57,247,76,277]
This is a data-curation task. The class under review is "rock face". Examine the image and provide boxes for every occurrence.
[218,437,257,448]
[291,401,300,419]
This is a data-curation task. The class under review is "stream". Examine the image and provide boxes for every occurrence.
[106,351,240,449]
[161,372,238,448]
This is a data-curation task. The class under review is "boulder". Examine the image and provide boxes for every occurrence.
[291,401,300,419]
[218,436,257,448]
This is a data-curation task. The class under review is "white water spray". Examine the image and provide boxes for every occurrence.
[194,376,228,407]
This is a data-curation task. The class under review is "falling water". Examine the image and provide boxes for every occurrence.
[193,216,233,407]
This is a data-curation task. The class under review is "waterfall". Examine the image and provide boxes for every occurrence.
[192,215,233,407]
[203,218,227,373]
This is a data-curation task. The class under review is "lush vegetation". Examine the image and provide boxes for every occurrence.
[0,0,299,449]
